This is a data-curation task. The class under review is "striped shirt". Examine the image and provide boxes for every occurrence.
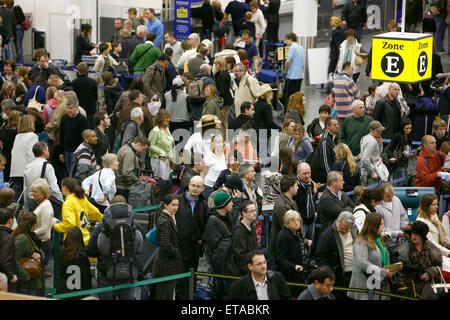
[333,72,360,118]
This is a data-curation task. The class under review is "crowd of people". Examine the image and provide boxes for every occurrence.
[0,0,449,301]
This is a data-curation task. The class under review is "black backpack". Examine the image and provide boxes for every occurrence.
[170,164,187,187]
[98,203,140,284]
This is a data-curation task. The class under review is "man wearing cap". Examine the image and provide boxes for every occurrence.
[373,83,402,140]
[204,191,239,299]
[360,120,386,186]
[340,99,373,158]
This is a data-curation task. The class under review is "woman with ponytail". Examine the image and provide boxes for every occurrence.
[416,193,450,257]
[53,177,103,247]
[163,77,191,137]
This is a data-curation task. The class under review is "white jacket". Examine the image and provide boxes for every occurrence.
[360,134,383,178]
[417,216,450,256]
[33,199,54,242]
[251,9,266,38]
[234,73,261,116]
[375,196,409,242]
[337,39,362,74]
[10,132,38,178]
[82,167,116,207]
[177,48,197,70]
[353,204,370,232]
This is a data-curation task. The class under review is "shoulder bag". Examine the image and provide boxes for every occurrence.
[27,85,42,112]
[19,235,42,279]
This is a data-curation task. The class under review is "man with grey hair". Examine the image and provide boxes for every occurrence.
[188,32,200,49]
[340,99,373,157]
[239,163,262,214]
[122,107,144,146]
[316,210,358,297]
[71,129,99,184]
[59,94,90,177]
[318,171,355,231]
[233,62,261,117]
[294,162,317,240]
[128,24,148,61]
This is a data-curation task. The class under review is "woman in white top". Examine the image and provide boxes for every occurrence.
[353,188,383,232]
[335,28,368,84]
[416,193,450,257]
[10,115,38,201]
[202,134,228,199]
[31,178,54,277]
[177,39,197,71]
[82,153,118,212]
[250,1,266,49]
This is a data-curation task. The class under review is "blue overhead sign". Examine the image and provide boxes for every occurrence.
[174,0,191,41]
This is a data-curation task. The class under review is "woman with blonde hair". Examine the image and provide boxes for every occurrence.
[290,124,313,162]
[417,193,450,256]
[284,92,306,125]
[333,143,361,193]
[214,57,233,130]
[30,178,54,277]
[0,80,16,103]
[10,115,38,201]
[348,213,394,300]
[202,134,228,199]
[328,16,346,75]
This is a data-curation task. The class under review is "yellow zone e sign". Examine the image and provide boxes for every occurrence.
[371,33,433,83]
[177,7,188,18]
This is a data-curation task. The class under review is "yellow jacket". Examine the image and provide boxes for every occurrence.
[54,194,103,246]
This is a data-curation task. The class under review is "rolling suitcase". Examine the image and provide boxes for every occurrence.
[394,187,436,222]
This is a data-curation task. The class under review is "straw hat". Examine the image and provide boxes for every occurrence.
[196,114,222,128]
[258,83,275,97]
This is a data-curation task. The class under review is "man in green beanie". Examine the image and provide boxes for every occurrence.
[204,192,239,299]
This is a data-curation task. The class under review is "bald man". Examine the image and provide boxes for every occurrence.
[414,135,447,193]
[373,82,402,140]
[176,175,209,271]
[72,129,99,184]
[294,162,318,240]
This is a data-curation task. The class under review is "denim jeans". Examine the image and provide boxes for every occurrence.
[64,151,74,178]
[15,27,24,64]
[2,38,14,61]
[434,17,447,52]
[302,223,315,241]
[97,273,135,300]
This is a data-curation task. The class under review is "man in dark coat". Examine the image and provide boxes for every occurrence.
[317,171,355,231]
[229,251,292,300]
[319,117,340,183]
[93,111,111,167]
[191,0,224,39]
[373,83,402,140]
[225,0,250,37]
[229,101,255,131]
[0,208,17,292]
[269,174,299,256]
[232,200,259,276]
[297,266,336,300]
[294,162,317,241]
[71,62,98,125]
[315,211,358,299]
[176,176,209,271]
[341,0,367,41]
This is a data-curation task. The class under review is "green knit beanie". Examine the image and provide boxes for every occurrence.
[214,192,232,209]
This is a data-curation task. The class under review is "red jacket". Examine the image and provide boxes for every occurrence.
[414,148,446,192]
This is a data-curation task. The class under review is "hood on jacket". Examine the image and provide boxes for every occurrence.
[207,95,224,107]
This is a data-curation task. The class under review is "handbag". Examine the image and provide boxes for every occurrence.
[374,158,389,182]
[431,266,450,296]
[211,5,229,38]
[355,55,366,66]
[40,161,63,220]
[27,85,42,112]
[112,63,129,75]
[19,236,42,279]
[146,226,160,246]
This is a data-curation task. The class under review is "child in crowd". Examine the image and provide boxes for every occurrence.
[289,124,313,162]
[43,86,58,124]
[241,12,256,39]
[364,84,377,116]
[323,89,338,119]
[0,155,8,189]
[432,119,449,151]
[237,49,250,72]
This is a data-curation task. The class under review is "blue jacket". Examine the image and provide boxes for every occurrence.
[291,135,313,162]
[145,18,164,48]
[24,84,46,107]
[225,1,250,25]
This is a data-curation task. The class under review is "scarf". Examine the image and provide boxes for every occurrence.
[299,179,315,220]
[376,236,390,267]
[343,40,356,68]
[430,214,447,244]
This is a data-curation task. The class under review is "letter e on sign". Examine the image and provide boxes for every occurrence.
[417,51,428,77]
[381,52,404,78]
